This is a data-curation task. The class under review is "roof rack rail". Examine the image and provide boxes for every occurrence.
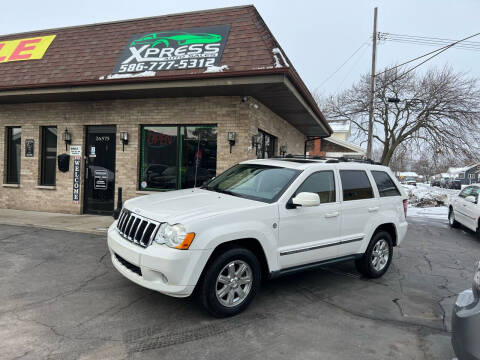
[271,154,327,160]
[270,154,382,165]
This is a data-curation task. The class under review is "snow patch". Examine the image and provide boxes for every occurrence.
[404,183,460,208]
[99,71,157,80]
[272,47,290,68]
[407,206,448,220]
[203,65,229,73]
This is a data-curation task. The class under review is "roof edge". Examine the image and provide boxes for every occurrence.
[0,5,255,38]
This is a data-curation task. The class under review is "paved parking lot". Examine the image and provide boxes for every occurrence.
[1,213,478,360]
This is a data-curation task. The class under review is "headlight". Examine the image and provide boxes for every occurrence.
[154,223,195,250]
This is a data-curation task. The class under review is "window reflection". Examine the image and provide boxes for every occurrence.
[140,125,217,191]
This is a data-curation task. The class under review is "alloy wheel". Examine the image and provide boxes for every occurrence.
[371,239,390,272]
[215,260,253,307]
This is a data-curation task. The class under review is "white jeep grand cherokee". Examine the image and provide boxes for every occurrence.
[108,158,408,317]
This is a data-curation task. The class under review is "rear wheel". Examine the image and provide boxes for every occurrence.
[449,207,460,228]
[198,247,261,317]
[356,231,393,278]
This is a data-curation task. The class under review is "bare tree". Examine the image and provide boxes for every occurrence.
[323,66,480,165]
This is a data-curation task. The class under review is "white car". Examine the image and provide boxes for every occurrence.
[108,158,409,317]
[449,184,480,235]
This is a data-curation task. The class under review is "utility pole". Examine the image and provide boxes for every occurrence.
[366,7,377,159]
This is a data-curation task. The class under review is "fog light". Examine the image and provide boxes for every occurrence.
[456,289,475,308]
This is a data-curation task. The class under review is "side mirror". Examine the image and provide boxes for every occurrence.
[465,195,477,204]
[291,192,320,207]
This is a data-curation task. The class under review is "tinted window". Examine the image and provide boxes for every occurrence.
[6,127,21,184]
[296,171,336,203]
[340,170,374,201]
[40,126,57,186]
[372,171,401,197]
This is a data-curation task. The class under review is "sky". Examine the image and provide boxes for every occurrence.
[1,0,479,97]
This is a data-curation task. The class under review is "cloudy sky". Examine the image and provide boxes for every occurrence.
[1,0,478,96]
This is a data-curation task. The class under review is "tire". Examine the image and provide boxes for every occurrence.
[448,207,460,228]
[198,247,261,318]
[355,231,393,278]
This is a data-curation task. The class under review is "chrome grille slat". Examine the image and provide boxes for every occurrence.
[116,209,160,248]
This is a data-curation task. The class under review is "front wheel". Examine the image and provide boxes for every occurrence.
[356,231,393,278]
[449,208,460,228]
[198,247,261,317]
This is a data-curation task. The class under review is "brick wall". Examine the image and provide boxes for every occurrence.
[0,96,306,214]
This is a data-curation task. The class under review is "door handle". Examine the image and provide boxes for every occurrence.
[368,206,379,212]
[325,211,339,218]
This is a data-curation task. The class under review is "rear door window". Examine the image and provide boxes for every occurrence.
[340,170,374,201]
[371,171,401,197]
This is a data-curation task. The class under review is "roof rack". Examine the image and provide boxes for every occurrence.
[271,154,382,165]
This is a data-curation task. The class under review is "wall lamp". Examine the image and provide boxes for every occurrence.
[62,128,71,151]
[120,131,128,151]
[227,132,236,153]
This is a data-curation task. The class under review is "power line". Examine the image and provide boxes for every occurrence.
[316,41,369,89]
[375,32,480,77]
[336,42,370,90]
[379,32,480,51]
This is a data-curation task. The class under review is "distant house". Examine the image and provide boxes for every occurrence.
[329,120,351,141]
[307,120,365,158]
[448,164,480,185]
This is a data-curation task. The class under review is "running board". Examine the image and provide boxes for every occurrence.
[269,254,362,279]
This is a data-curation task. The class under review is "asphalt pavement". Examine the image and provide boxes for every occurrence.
[1,212,478,360]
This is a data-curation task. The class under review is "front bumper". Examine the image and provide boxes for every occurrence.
[452,290,480,360]
[107,223,210,298]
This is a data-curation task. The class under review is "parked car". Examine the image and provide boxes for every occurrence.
[431,180,441,187]
[448,185,480,236]
[402,177,417,186]
[108,158,409,317]
[452,261,480,360]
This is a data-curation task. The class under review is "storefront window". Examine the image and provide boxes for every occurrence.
[40,126,57,186]
[140,125,217,191]
[256,129,276,159]
[6,127,21,184]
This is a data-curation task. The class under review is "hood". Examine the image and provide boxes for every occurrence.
[124,188,265,224]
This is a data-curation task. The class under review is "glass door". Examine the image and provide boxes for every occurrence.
[84,126,116,215]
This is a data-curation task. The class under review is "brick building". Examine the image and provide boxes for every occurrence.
[0,5,330,215]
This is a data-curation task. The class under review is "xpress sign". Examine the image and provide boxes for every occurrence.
[113,25,230,74]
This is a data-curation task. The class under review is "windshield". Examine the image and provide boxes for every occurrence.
[203,164,300,202]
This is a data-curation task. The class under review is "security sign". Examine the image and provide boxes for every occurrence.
[0,35,56,63]
[113,25,230,74]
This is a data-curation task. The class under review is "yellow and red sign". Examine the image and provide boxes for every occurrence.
[0,35,55,63]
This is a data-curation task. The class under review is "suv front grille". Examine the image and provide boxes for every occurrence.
[116,209,159,248]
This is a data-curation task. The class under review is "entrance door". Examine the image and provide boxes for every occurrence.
[84,126,116,215]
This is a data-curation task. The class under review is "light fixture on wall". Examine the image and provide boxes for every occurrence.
[227,132,236,153]
[62,128,71,151]
[120,131,128,151]
[280,144,288,157]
